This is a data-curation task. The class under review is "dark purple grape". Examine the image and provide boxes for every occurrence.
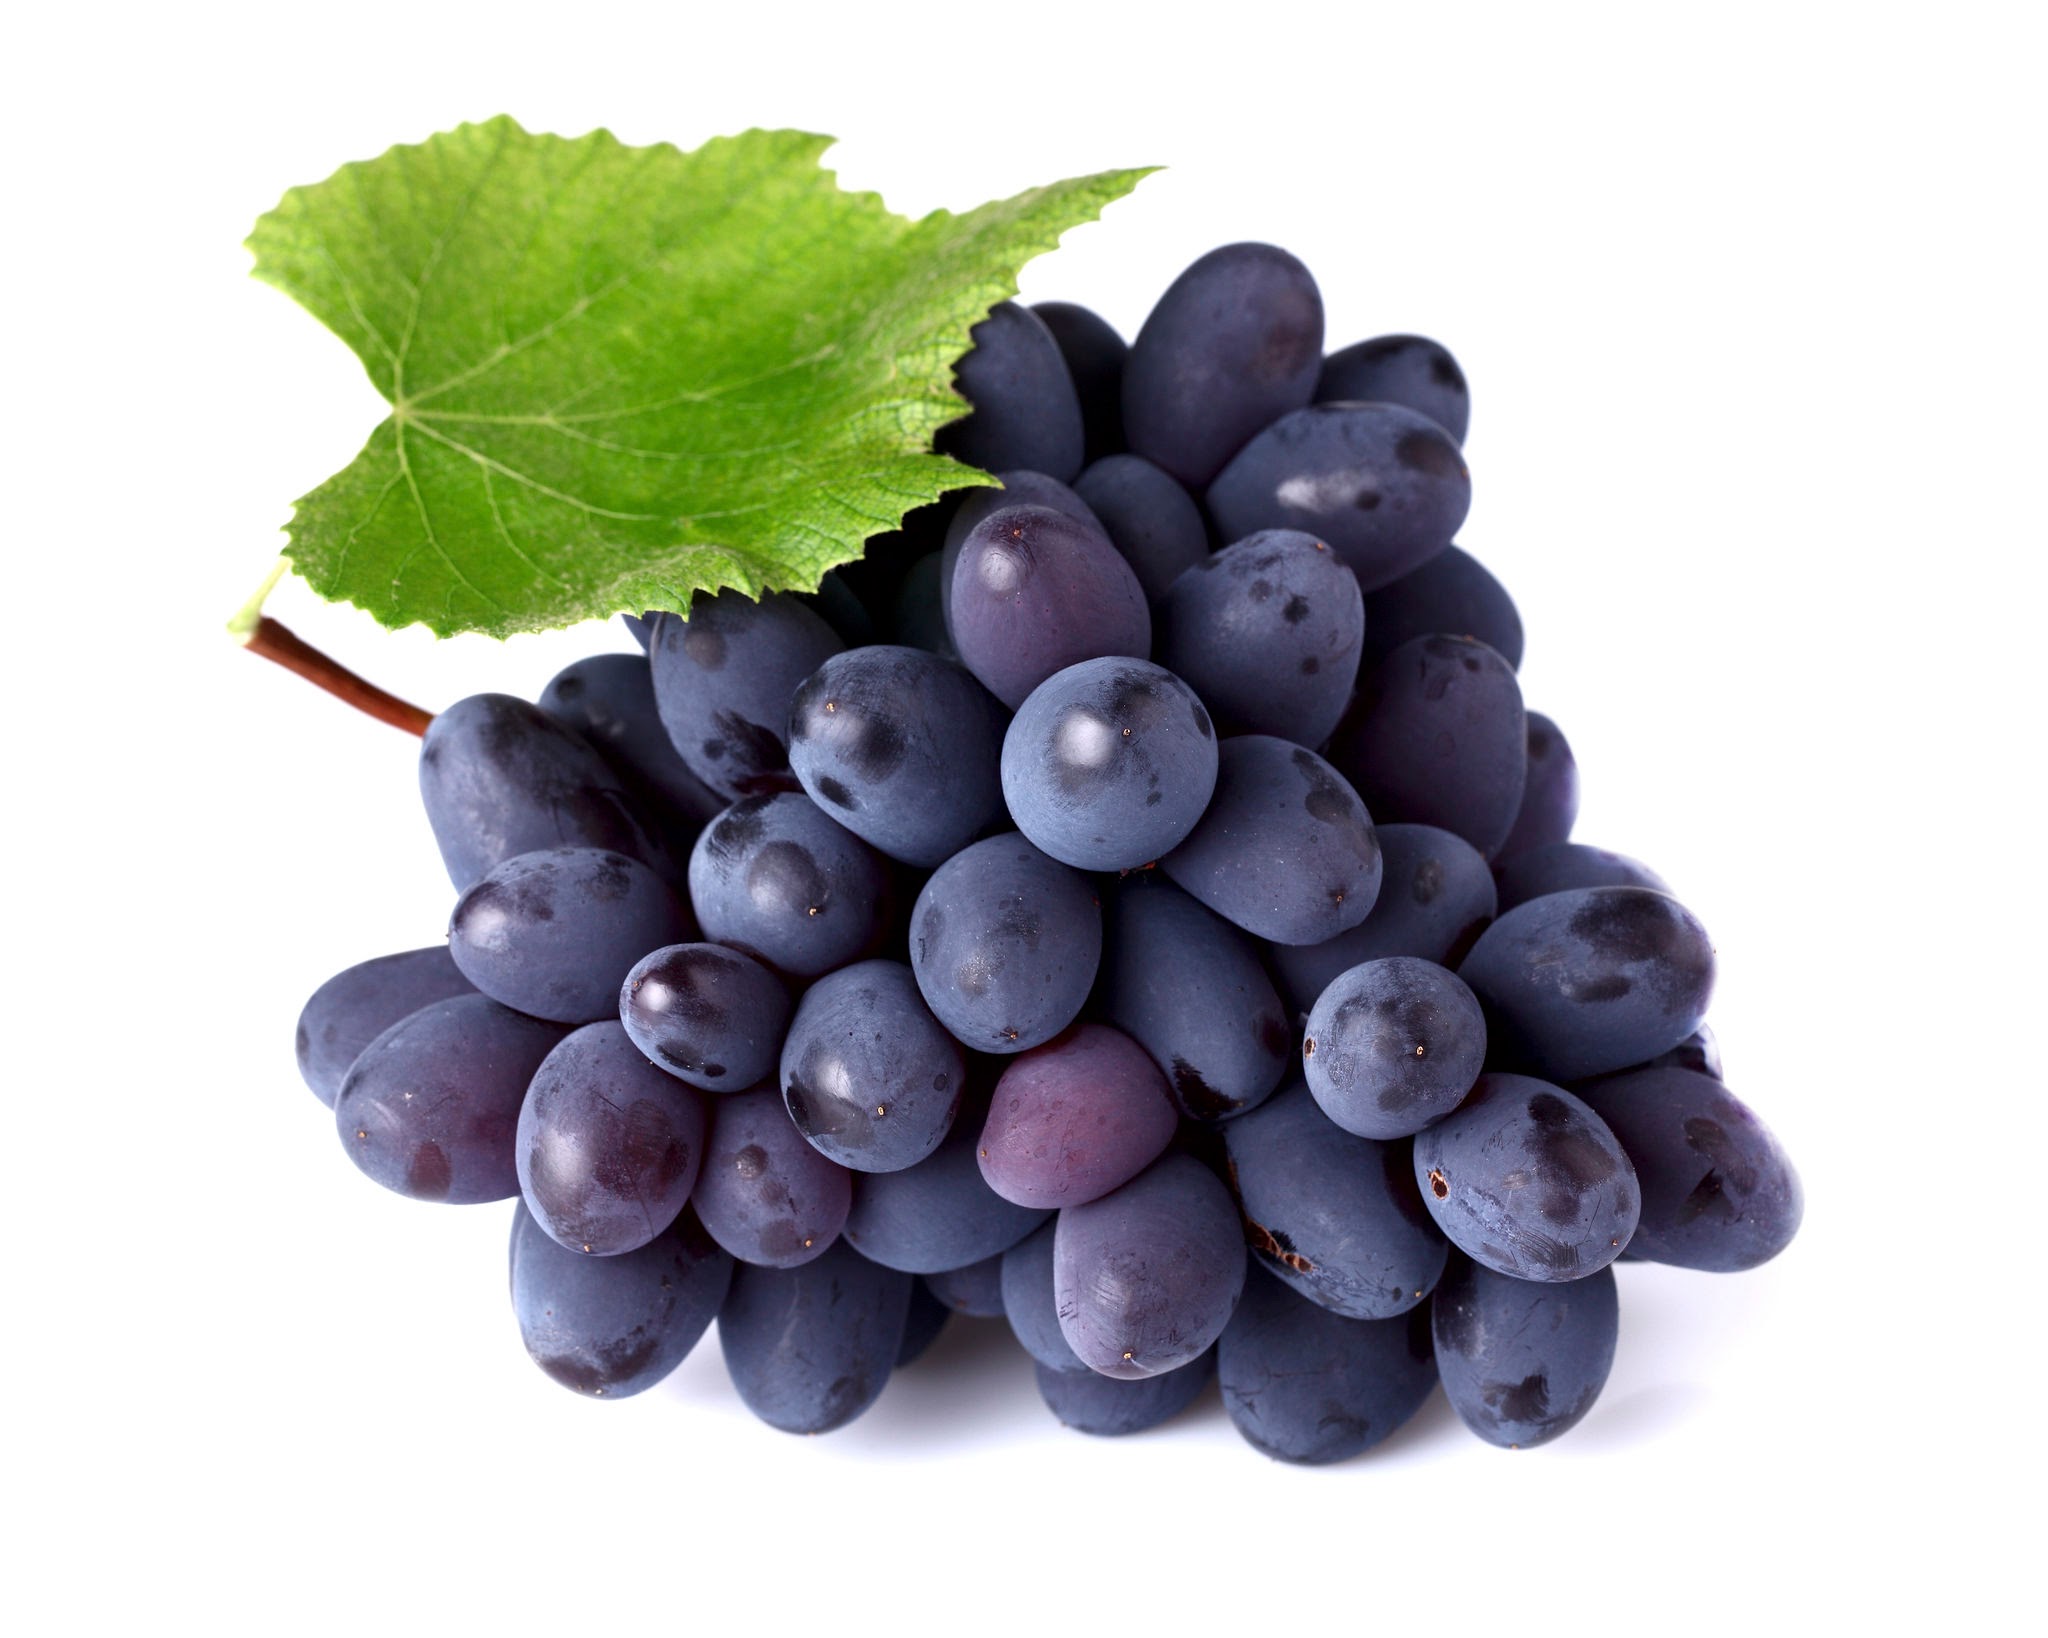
[1160,735,1381,946]
[1035,1349,1215,1437]
[1031,300,1126,463]
[717,1241,912,1433]
[1645,1024,1723,1080]
[1302,957,1488,1140]
[335,995,568,1204]
[1498,711,1579,860]
[1158,528,1364,748]
[978,1024,1179,1209]
[1362,545,1522,670]
[1207,402,1470,592]
[935,300,1085,482]
[842,1117,1049,1273]
[1123,242,1324,489]
[619,942,791,1092]
[949,505,1150,710]
[897,1280,952,1365]
[1433,1257,1618,1448]
[939,471,1100,641]
[1001,1220,1085,1373]
[538,652,723,831]
[1413,1074,1639,1281]
[687,793,890,978]
[694,1085,851,1268]
[1494,843,1671,914]
[295,947,475,1108]
[1317,333,1470,444]
[1073,454,1209,603]
[924,1255,1007,1318]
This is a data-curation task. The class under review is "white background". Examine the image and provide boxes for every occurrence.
[6,2,2040,1631]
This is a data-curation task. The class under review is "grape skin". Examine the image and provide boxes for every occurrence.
[1497,711,1580,861]
[934,300,1086,483]
[1031,300,1127,464]
[1000,1220,1086,1374]
[977,1024,1180,1209]
[841,1116,1050,1273]
[717,1241,913,1434]
[938,470,1101,642]
[924,1254,1007,1317]
[1361,545,1523,670]
[1073,455,1209,604]
[1035,1349,1215,1437]
[693,1085,851,1269]
[687,793,890,979]
[1494,842,1671,914]
[295,946,475,1108]
[539,652,723,831]
[1315,333,1471,445]
[1433,1257,1618,1448]
[1301,957,1488,1141]
[619,942,791,1093]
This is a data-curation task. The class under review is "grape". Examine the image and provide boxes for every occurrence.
[779,960,965,1172]
[448,846,692,1025]
[1035,1350,1215,1437]
[924,1255,1007,1317]
[419,693,666,892]
[909,835,1102,1053]
[1073,454,1209,603]
[787,646,1007,867]
[1098,875,1291,1121]
[1494,843,1672,914]
[1412,1074,1639,1281]
[1302,957,1488,1140]
[718,1241,912,1433]
[1160,735,1381,946]
[1268,824,1497,1015]
[796,570,879,648]
[977,1023,1179,1208]
[934,300,1086,482]
[538,653,723,831]
[1157,528,1364,748]
[514,1021,706,1257]
[939,470,1101,641]
[619,942,791,1092]
[335,995,567,1204]
[1646,1023,1723,1079]
[841,1116,1050,1272]
[509,1203,731,1398]
[897,1279,952,1365]
[889,553,954,658]
[647,591,843,802]
[1459,887,1715,1080]
[999,657,1218,872]
[1575,1067,1802,1271]
[1316,333,1471,444]
[949,505,1151,710]
[1217,1268,1437,1464]
[621,611,656,650]
[1433,1257,1618,1448]
[1031,300,1126,463]
[1332,634,1527,858]
[1207,402,1471,592]
[1498,712,1580,861]
[1123,242,1324,489]
[295,946,475,1108]
[687,792,890,978]
[1000,1220,1086,1373]
[1362,545,1523,670]
[1053,1152,1247,1379]
[693,1085,851,1268]
[1223,1080,1447,1319]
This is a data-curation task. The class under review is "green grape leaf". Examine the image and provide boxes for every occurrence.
[247,117,1153,637]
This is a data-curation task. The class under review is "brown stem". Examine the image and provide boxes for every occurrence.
[241,616,435,737]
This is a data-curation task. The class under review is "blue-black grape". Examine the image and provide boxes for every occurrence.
[538,652,723,831]
[687,792,890,978]
[509,1202,731,1398]
[1362,545,1523,670]
[1433,1255,1617,1447]
[1333,634,1527,858]
[1123,243,1324,489]
[1217,1268,1437,1464]
[718,1240,913,1433]
[842,1116,1050,1272]
[335,995,568,1203]
[619,942,791,1092]
[949,505,1151,710]
[1575,1067,1801,1271]
[1073,455,1209,603]
[1054,1152,1247,1379]
[295,946,475,1107]
[1158,529,1364,748]
[1459,886,1715,1080]
[1098,875,1291,1121]
[448,846,692,1025]
[1031,300,1127,464]
[647,591,843,802]
[1645,1023,1723,1079]
[1000,1219,1086,1372]
[1268,824,1498,1015]
[1302,957,1488,1140]
[999,657,1218,871]
[1223,1080,1447,1319]
[1494,843,1671,914]
[1498,711,1579,861]
[1160,735,1381,946]
[1207,402,1471,592]
[779,960,964,1172]
[420,693,666,892]
[1413,1073,1639,1281]
[622,611,657,650]
[1035,1349,1215,1437]
[978,1023,1180,1208]
[909,835,1102,1052]
[1316,333,1471,444]
[516,1021,706,1256]
[693,1085,851,1268]
[897,1279,952,1365]
[924,1254,1007,1317]
[935,300,1086,482]
[939,471,1100,641]
[787,645,1007,867]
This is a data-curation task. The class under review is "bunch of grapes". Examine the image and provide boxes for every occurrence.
[295,243,1801,1461]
